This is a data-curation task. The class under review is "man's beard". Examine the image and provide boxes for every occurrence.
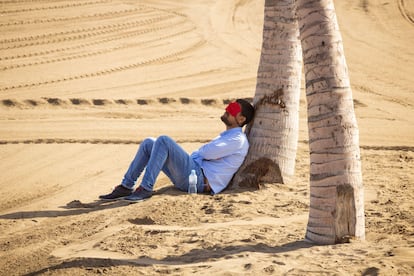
[221,114,231,126]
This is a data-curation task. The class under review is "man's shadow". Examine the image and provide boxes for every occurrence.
[0,199,130,219]
[0,186,213,220]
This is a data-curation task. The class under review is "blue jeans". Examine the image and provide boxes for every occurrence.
[121,136,205,193]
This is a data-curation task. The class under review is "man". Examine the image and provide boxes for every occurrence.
[99,99,255,202]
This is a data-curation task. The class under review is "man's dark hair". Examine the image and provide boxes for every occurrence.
[236,99,255,126]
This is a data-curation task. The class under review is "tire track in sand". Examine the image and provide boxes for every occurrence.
[0,7,144,27]
[0,15,175,50]
[0,23,195,71]
[398,0,414,25]
[0,0,109,14]
[0,39,206,91]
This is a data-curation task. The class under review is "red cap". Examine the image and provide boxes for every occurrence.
[225,102,241,117]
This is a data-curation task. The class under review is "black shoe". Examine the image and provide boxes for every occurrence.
[99,185,132,200]
[123,186,152,202]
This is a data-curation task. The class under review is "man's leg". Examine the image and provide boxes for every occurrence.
[140,135,194,191]
[125,135,203,201]
[99,138,155,200]
[121,137,155,189]
[161,148,205,193]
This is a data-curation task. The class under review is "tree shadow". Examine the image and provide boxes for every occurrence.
[160,240,314,264]
[23,240,315,276]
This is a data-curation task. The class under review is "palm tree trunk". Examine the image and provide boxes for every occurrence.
[232,0,302,188]
[297,0,365,244]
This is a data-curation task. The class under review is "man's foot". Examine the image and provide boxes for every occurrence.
[123,186,152,202]
[99,185,132,200]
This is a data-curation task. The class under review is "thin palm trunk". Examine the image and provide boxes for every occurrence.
[297,0,365,244]
[232,0,302,188]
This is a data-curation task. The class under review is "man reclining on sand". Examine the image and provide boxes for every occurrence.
[99,99,255,202]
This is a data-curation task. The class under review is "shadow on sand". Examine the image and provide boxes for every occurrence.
[0,186,217,220]
[23,240,315,276]
[0,199,131,219]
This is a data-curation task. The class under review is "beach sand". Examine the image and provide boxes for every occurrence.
[0,0,413,275]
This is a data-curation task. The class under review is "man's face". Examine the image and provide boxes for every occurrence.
[221,102,243,127]
[221,111,233,126]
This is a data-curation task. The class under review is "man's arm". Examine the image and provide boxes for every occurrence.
[194,136,243,160]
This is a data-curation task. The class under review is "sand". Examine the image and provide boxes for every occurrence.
[0,0,413,275]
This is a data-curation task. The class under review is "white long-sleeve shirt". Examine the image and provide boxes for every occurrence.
[191,127,249,194]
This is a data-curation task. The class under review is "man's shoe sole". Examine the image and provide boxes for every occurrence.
[99,196,128,201]
[122,197,150,203]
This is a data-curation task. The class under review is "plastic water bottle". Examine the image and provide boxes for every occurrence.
[188,169,197,194]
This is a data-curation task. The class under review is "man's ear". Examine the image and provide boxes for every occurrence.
[238,114,246,126]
